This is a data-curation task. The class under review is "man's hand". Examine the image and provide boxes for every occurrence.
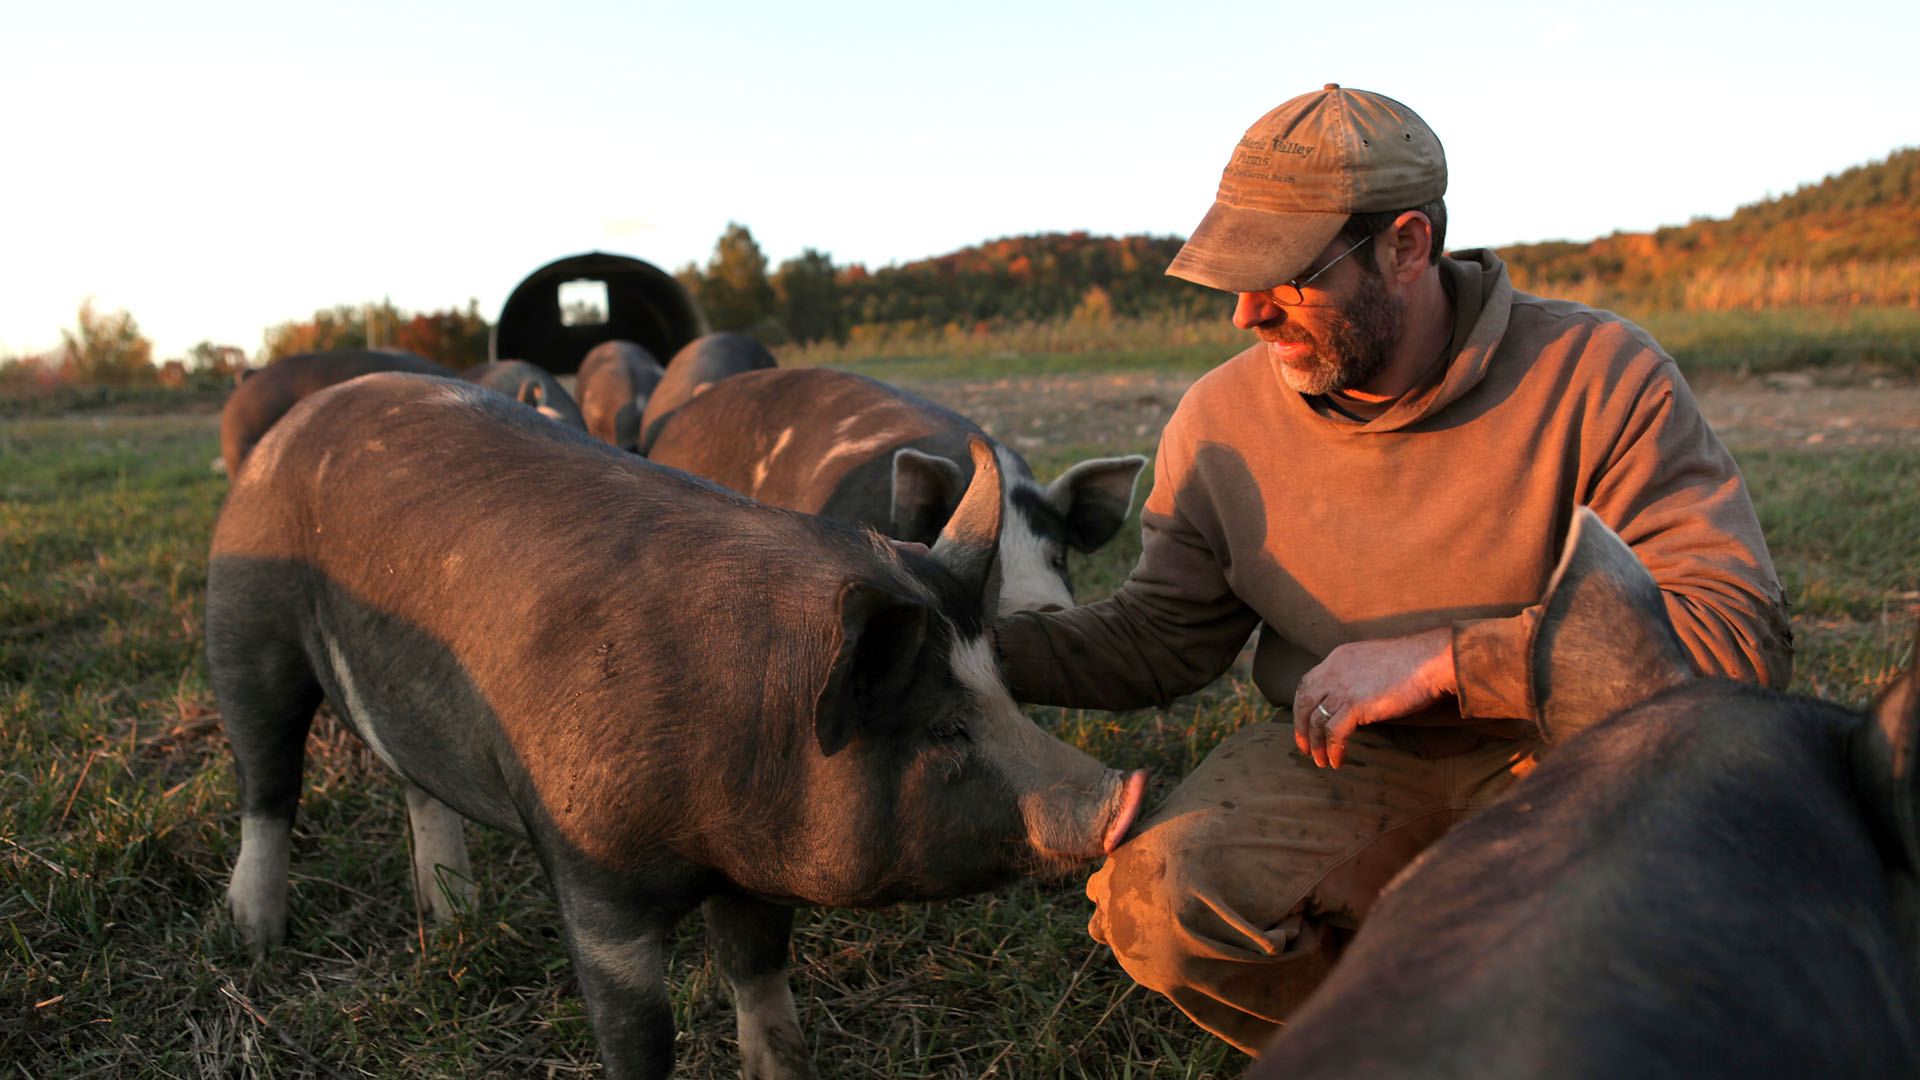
[1292,626,1458,769]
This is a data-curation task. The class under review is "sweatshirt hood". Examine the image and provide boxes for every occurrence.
[1357,247,1512,433]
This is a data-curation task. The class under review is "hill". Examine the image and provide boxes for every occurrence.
[836,231,1217,328]
[1495,147,1920,310]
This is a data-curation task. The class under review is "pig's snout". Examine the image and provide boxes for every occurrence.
[1022,766,1151,869]
[1104,769,1150,853]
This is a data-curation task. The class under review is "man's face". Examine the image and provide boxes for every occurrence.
[1239,245,1407,397]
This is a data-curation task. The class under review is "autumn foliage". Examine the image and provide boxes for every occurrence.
[262,300,492,369]
[1499,147,1920,310]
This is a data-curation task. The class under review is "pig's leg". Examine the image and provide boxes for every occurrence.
[553,880,676,1080]
[403,783,475,921]
[215,644,323,957]
[704,893,815,1080]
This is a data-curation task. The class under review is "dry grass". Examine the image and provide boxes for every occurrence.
[3,368,1915,1077]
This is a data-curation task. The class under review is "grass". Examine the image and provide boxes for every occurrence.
[781,305,1920,384]
[2,367,1915,1077]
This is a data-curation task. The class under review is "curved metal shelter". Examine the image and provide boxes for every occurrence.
[492,251,706,376]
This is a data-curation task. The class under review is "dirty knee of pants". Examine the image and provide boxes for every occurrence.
[1086,809,1354,1053]
[1080,721,1532,1053]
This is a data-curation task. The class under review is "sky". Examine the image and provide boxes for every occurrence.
[4,0,1917,364]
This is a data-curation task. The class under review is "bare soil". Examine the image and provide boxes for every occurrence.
[893,371,1920,454]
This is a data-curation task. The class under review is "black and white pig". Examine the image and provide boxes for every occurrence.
[218,348,453,476]
[207,372,1148,1080]
[636,330,777,453]
[459,359,587,429]
[576,339,665,451]
[1249,508,1920,1079]
[644,367,1147,616]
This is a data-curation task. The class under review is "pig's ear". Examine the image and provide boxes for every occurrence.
[891,448,965,544]
[1849,629,1920,871]
[815,581,930,756]
[929,437,1003,597]
[1046,455,1148,551]
[1528,507,1693,745]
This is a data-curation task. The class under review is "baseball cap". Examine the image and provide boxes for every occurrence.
[1167,84,1447,293]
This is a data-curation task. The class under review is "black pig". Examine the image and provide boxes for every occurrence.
[645,367,1145,616]
[576,339,665,451]
[218,348,452,477]
[206,372,1146,1080]
[1249,508,1920,1079]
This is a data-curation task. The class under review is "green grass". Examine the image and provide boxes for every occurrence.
[778,304,1920,383]
[1,380,1913,1077]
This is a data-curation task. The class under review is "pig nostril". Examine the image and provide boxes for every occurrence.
[1032,604,1067,614]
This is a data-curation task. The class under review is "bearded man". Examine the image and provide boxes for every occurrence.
[990,85,1793,1053]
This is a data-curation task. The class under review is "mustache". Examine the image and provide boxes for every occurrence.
[1255,320,1314,345]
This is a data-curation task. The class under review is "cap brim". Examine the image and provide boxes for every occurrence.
[1165,203,1349,293]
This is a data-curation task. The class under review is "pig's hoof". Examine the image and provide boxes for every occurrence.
[227,890,286,958]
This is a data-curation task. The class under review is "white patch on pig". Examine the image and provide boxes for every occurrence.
[405,785,475,921]
[950,636,1024,723]
[572,927,663,991]
[323,634,403,774]
[991,444,1074,614]
[228,813,291,955]
[731,970,809,1078]
[950,635,1117,862]
[752,426,796,495]
[818,408,905,472]
[428,381,489,409]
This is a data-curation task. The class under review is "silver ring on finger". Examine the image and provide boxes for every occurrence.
[1315,702,1335,723]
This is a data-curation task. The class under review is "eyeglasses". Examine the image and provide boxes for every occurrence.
[1269,235,1371,306]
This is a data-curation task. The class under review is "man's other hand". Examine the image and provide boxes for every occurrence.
[1292,626,1458,768]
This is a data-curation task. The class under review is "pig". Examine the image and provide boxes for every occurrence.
[206,371,1148,1080]
[636,331,777,453]
[575,339,665,451]
[644,366,1147,615]
[1248,507,1920,1079]
[458,359,586,429]
[217,348,453,476]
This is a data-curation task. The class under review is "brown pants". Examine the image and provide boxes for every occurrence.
[1086,720,1537,1054]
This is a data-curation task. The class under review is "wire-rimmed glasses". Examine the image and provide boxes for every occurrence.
[1270,235,1371,305]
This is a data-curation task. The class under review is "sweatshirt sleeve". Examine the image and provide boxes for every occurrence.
[1452,354,1793,721]
[993,415,1262,709]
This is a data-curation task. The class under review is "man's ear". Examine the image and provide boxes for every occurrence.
[1387,210,1434,284]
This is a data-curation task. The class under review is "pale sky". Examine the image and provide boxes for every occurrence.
[4,0,1915,363]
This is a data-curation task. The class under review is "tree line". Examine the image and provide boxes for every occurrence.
[1499,146,1920,309]
[674,224,1220,346]
[7,144,1914,393]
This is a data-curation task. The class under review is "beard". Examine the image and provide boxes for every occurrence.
[1257,268,1406,396]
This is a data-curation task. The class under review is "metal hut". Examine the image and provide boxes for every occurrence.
[492,251,706,375]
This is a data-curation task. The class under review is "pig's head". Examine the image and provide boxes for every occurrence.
[789,436,1148,907]
[891,444,1146,618]
[1530,507,1920,877]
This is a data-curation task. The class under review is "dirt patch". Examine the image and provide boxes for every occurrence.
[893,372,1920,454]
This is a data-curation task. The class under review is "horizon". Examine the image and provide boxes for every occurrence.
[6,0,1917,362]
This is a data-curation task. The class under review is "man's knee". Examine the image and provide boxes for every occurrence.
[1088,807,1295,978]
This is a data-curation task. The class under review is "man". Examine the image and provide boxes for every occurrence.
[990,85,1792,1053]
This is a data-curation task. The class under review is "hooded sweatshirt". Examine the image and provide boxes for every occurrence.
[993,250,1792,747]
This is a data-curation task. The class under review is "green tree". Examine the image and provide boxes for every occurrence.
[775,248,848,344]
[697,222,777,335]
[185,340,249,375]
[60,300,154,386]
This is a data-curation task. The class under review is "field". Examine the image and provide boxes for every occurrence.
[3,352,1918,1078]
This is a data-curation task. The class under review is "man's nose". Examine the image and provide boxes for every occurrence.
[1233,291,1282,330]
